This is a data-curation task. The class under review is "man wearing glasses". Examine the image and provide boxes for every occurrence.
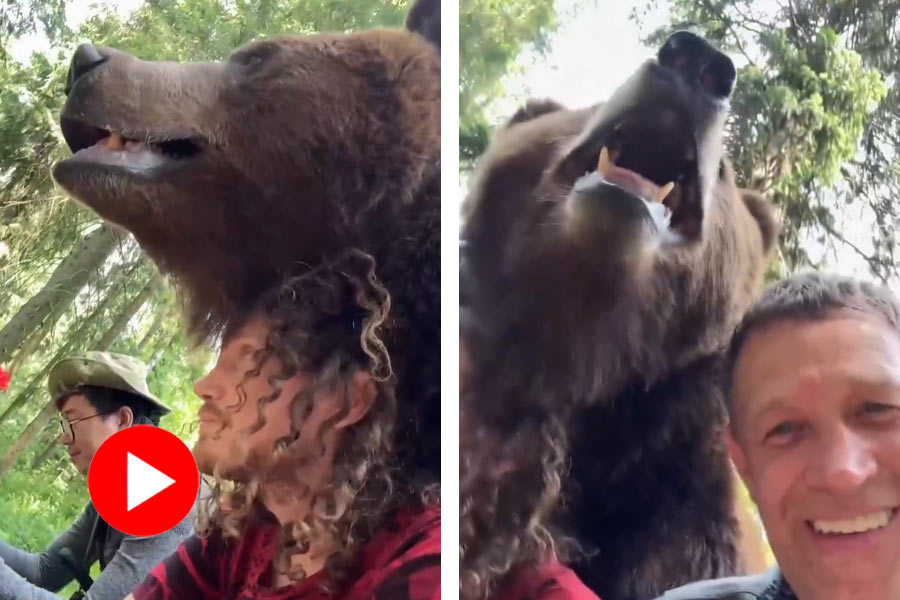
[0,351,197,600]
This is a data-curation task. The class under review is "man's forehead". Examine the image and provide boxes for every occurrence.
[733,312,900,411]
[222,314,270,347]
[740,312,899,367]
[59,392,90,414]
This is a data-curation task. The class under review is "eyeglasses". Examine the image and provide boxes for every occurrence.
[58,412,113,443]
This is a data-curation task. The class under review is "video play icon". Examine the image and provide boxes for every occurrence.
[88,425,200,537]
[127,452,175,511]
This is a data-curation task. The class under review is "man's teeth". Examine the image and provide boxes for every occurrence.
[812,510,893,535]
[595,146,675,204]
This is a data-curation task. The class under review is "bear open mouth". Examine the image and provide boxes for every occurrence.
[59,116,204,173]
[571,109,701,239]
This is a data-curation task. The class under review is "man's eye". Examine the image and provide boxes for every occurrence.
[860,402,900,422]
[764,421,801,443]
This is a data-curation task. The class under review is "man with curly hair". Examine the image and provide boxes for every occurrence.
[459,313,597,600]
[127,251,440,600]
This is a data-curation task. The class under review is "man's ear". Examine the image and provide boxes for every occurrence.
[725,426,750,485]
[335,371,378,429]
[117,406,135,429]
[405,0,440,53]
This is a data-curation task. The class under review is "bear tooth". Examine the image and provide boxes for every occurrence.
[107,132,124,150]
[657,182,675,203]
[597,147,611,177]
[812,510,892,535]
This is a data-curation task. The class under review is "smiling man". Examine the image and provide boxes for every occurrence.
[658,271,900,600]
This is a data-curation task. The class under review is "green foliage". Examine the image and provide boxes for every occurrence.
[1,0,68,47]
[73,0,408,62]
[0,449,86,552]
[459,0,557,164]
[728,28,886,268]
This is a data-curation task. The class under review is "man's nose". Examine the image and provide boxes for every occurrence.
[193,371,218,402]
[805,427,878,492]
[58,428,73,446]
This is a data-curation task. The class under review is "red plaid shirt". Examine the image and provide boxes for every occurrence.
[132,504,440,600]
[490,559,598,600]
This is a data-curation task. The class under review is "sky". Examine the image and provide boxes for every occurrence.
[8,0,883,283]
[491,0,669,116]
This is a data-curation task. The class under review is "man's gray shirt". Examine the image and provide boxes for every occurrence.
[0,499,196,600]
[656,566,798,600]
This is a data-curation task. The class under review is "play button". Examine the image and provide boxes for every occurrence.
[127,452,175,511]
[88,425,200,537]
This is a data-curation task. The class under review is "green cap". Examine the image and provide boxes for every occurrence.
[48,351,170,415]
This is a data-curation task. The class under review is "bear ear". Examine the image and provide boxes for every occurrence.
[740,188,780,255]
[406,0,440,53]
[505,99,566,127]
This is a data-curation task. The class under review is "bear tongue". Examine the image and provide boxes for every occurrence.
[603,163,661,202]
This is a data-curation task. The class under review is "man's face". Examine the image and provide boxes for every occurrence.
[728,310,900,599]
[58,393,127,474]
[191,314,366,482]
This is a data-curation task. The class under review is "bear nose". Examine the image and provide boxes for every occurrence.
[64,44,108,96]
[657,31,736,99]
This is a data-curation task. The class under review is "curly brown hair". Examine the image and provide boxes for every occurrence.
[459,317,579,600]
[459,415,571,600]
[196,248,433,592]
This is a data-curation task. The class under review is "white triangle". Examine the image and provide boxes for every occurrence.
[127,452,175,512]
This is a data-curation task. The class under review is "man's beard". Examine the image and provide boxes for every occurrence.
[193,433,267,481]
[193,432,322,486]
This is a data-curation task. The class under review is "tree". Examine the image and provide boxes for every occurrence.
[71,0,410,63]
[1,0,67,59]
[0,224,125,366]
[459,0,558,165]
[0,265,158,477]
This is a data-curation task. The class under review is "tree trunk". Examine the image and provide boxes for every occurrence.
[0,400,59,477]
[0,224,124,365]
[6,260,136,374]
[136,303,169,357]
[95,273,161,351]
[0,269,162,477]
[148,334,178,372]
[0,274,124,426]
[6,315,56,374]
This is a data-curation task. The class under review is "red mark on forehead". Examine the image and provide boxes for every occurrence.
[789,371,824,403]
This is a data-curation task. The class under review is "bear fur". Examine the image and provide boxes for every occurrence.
[53,1,441,484]
[460,32,778,599]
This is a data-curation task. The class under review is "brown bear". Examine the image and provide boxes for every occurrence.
[52,0,440,487]
[459,32,778,600]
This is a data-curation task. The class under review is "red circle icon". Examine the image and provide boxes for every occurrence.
[87,425,200,537]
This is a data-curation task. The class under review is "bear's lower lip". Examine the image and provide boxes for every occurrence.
[66,142,174,171]
[52,147,196,193]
